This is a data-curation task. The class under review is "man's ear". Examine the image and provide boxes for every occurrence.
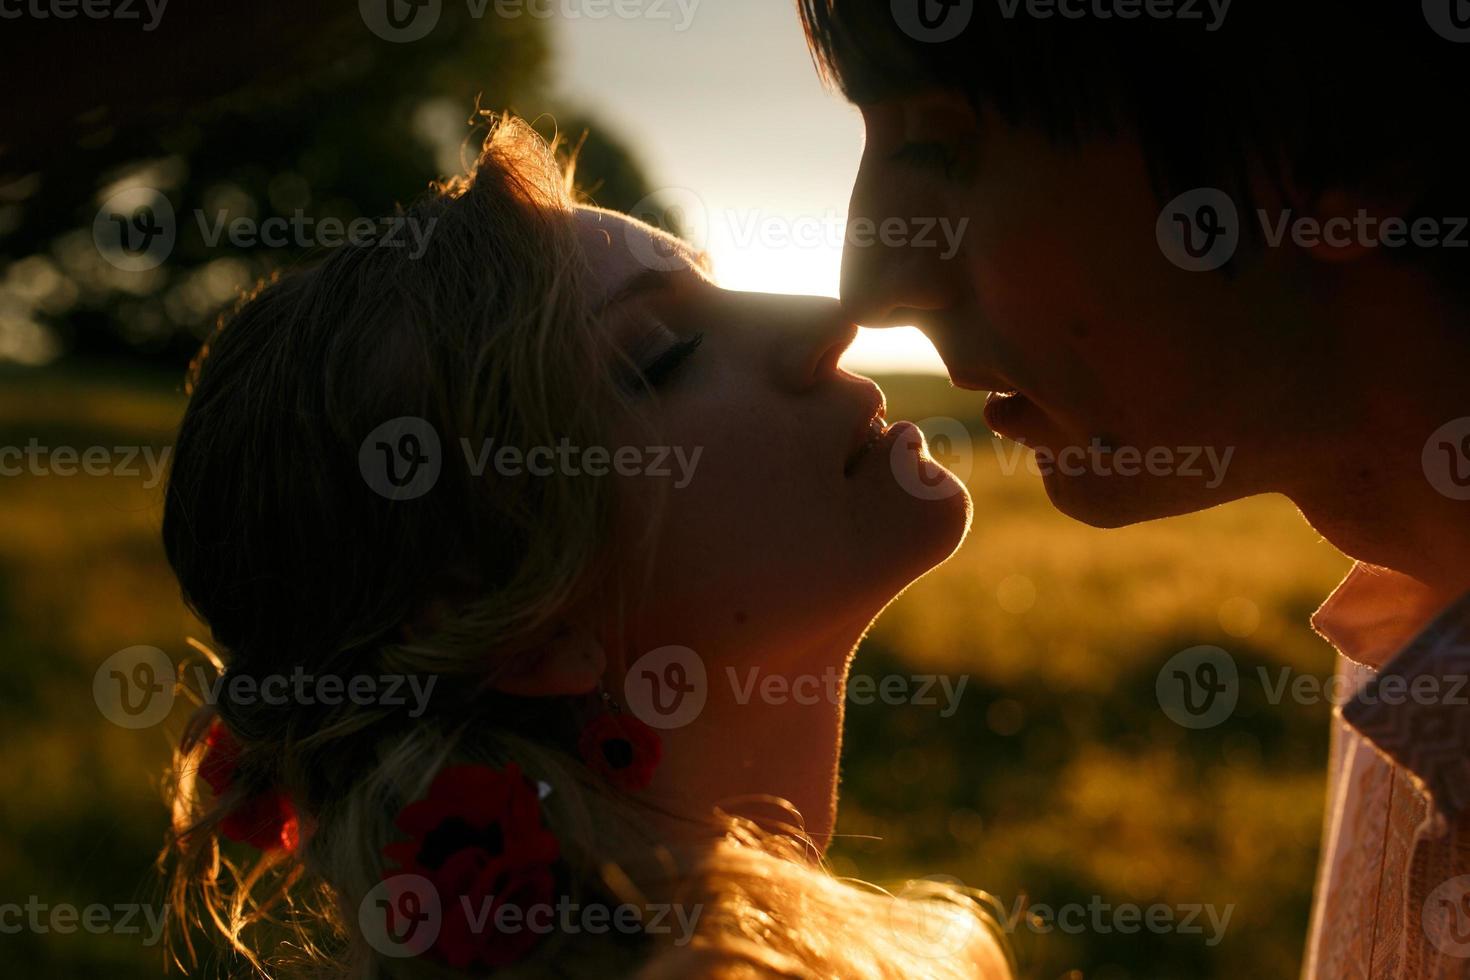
[1291,187,1422,265]
[491,623,607,698]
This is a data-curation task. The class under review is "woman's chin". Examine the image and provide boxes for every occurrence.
[854,452,973,591]
[903,478,973,569]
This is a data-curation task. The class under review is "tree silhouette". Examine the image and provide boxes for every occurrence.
[0,2,657,367]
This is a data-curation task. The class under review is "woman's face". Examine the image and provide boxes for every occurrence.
[571,205,970,835]
[576,205,971,657]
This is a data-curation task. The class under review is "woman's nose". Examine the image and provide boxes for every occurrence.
[754,294,859,392]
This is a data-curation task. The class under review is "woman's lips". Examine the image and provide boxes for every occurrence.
[844,419,923,476]
[844,415,888,475]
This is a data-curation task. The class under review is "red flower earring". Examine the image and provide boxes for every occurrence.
[198,719,300,853]
[577,690,662,793]
[382,763,560,970]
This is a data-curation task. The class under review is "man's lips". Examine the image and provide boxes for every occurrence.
[983,389,1035,439]
[950,372,1018,395]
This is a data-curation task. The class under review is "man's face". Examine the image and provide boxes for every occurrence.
[841,90,1336,527]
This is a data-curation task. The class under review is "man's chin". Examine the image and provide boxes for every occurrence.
[1038,471,1234,529]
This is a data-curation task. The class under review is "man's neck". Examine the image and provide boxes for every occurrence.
[1289,277,1470,600]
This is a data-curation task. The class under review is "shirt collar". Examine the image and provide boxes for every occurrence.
[1324,562,1470,822]
[1312,562,1462,671]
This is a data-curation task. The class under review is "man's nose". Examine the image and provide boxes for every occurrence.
[839,212,961,328]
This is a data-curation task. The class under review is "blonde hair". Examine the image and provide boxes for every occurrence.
[158,114,1011,979]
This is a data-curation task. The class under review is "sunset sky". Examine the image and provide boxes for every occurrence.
[550,2,948,375]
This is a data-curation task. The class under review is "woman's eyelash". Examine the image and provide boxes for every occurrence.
[638,332,704,388]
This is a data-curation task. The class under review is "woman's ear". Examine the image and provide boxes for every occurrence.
[491,623,607,697]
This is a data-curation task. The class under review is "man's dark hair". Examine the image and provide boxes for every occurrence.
[801,1,1469,282]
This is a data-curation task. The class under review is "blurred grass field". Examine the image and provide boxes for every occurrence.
[0,366,1351,979]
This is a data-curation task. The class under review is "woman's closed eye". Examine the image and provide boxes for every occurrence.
[636,329,704,390]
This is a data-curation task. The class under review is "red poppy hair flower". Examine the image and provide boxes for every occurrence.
[198,720,300,853]
[577,711,662,792]
[382,764,561,971]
